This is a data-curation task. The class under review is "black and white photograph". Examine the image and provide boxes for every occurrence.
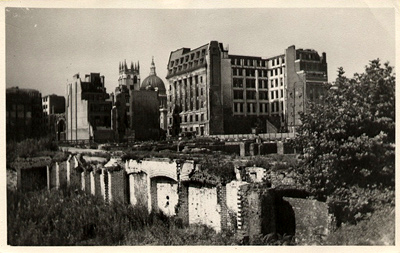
[2,0,398,249]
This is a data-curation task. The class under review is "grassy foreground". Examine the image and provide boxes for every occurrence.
[7,187,238,246]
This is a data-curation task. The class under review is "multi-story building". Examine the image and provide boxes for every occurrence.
[42,94,66,139]
[66,73,113,142]
[6,87,44,141]
[165,41,327,137]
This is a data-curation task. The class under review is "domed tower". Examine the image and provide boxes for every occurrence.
[140,57,166,95]
[118,59,140,91]
[141,57,168,131]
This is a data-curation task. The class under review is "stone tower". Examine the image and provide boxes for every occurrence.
[118,59,140,91]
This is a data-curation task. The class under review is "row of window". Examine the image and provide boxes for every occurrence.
[231,58,267,67]
[233,78,284,89]
[170,49,207,68]
[170,76,204,91]
[233,89,284,100]
[233,101,284,114]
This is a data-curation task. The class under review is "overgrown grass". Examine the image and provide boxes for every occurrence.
[7,136,59,166]
[325,204,395,245]
[7,187,239,246]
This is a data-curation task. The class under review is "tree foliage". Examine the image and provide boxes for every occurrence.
[294,59,395,222]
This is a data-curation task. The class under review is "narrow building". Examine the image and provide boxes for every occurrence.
[66,73,113,142]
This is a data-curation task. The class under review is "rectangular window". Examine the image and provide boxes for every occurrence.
[246,91,256,100]
[234,90,244,100]
[246,79,256,88]
[259,91,268,100]
[233,78,243,88]
[271,91,274,100]
[281,89,284,98]
[247,103,251,113]
[195,115,199,122]
[275,90,279,99]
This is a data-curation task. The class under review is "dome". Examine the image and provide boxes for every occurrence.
[140,57,166,94]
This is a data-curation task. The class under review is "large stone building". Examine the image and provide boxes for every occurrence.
[165,41,328,136]
[6,87,44,141]
[66,73,113,142]
[112,58,167,141]
[42,94,66,140]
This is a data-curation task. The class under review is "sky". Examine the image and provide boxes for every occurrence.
[5,6,396,97]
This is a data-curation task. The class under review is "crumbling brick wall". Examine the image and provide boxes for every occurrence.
[109,170,127,203]
[59,162,68,188]
[238,184,276,243]
[283,197,331,244]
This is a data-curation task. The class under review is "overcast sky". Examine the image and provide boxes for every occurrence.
[5,7,395,97]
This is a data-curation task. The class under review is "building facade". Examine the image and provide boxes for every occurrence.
[42,94,66,139]
[166,41,328,137]
[66,73,113,142]
[6,87,44,141]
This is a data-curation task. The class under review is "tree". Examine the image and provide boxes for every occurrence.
[294,59,395,223]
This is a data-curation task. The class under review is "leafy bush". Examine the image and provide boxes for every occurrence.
[294,60,395,223]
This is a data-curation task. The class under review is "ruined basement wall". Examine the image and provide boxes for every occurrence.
[238,184,276,243]
[109,170,128,203]
[188,183,221,232]
[283,197,331,244]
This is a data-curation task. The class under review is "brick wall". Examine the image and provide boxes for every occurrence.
[129,172,148,208]
[94,171,102,198]
[110,170,127,203]
[188,183,221,232]
[70,166,82,189]
[239,184,276,243]
[59,162,68,188]
[84,171,91,194]
[50,163,58,189]
[176,182,189,225]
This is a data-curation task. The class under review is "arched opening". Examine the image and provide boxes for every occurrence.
[57,119,66,141]
[150,176,178,216]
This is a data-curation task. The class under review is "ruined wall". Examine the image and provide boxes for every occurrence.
[110,170,127,203]
[188,183,221,232]
[128,172,148,208]
[238,184,276,243]
[283,197,331,244]
[150,177,178,216]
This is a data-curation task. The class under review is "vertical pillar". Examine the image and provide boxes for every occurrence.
[90,171,95,195]
[66,157,71,187]
[249,143,255,156]
[147,174,151,213]
[100,170,106,201]
[240,142,246,157]
[81,171,85,191]
[108,171,112,202]
[129,174,136,206]
[56,162,60,189]
[46,166,50,190]
[277,141,284,155]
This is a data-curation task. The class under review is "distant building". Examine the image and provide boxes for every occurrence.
[42,94,66,140]
[66,73,113,142]
[165,41,328,136]
[6,87,44,141]
[112,58,167,141]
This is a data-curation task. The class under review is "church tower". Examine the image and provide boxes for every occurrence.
[118,59,140,90]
